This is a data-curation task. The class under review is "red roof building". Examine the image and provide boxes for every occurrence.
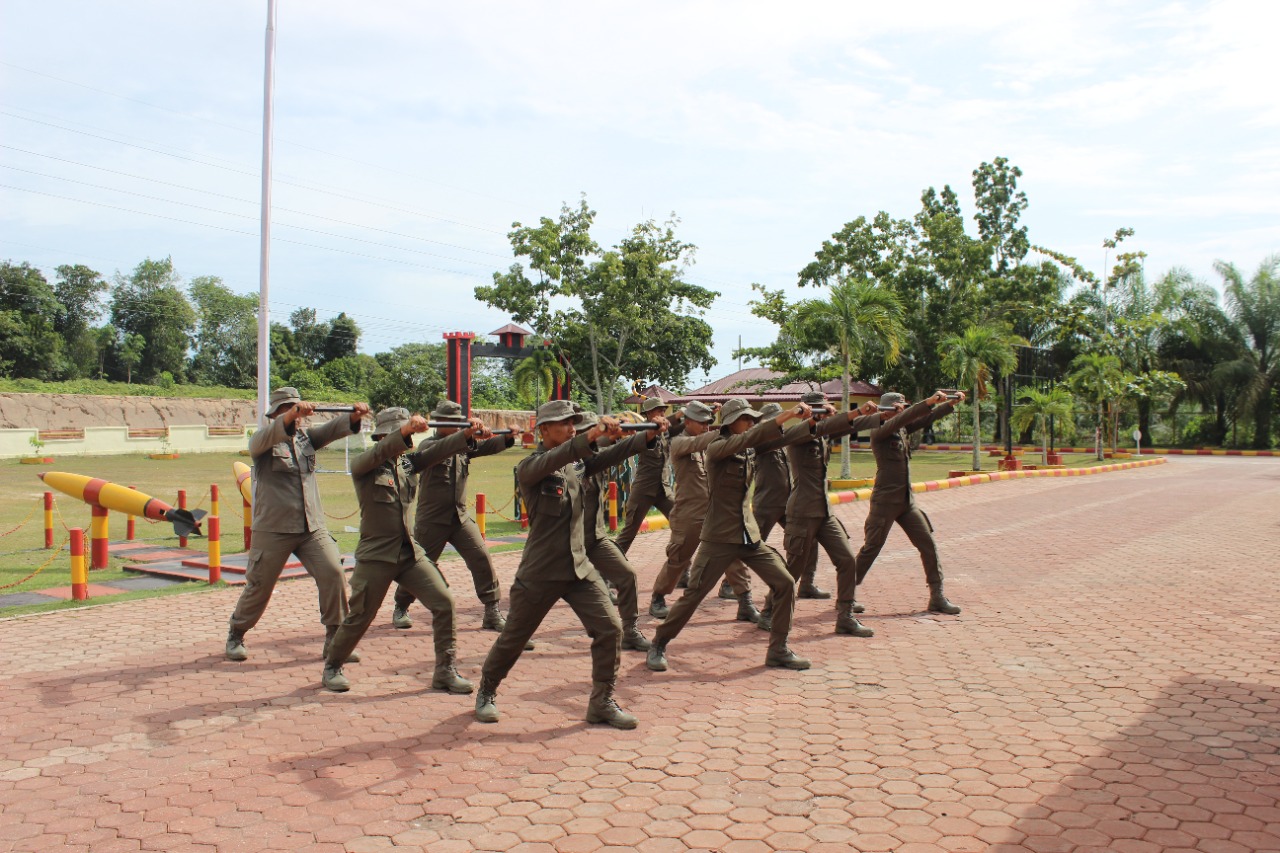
[623,368,881,409]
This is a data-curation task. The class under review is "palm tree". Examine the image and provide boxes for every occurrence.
[1067,351,1127,460]
[513,345,567,410]
[940,324,1022,471]
[1216,256,1280,448]
[796,278,905,478]
[1011,386,1073,466]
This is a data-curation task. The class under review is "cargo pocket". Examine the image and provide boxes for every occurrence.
[271,445,295,472]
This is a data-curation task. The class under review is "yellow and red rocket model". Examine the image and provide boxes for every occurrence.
[232,461,252,507]
[38,472,206,537]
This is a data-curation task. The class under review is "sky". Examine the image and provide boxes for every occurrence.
[2,0,1277,389]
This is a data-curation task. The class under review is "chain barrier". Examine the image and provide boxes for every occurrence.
[0,538,69,590]
[53,500,73,532]
[187,488,211,513]
[323,506,360,520]
[0,497,40,538]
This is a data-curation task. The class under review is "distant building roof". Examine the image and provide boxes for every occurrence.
[489,323,533,337]
[621,369,882,408]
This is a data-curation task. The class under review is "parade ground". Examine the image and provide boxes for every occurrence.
[2,455,1278,853]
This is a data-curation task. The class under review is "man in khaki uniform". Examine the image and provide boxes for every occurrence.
[614,397,683,563]
[575,411,666,652]
[716,401,791,600]
[225,387,369,662]
[646,399,813,674]
[652,400,759,624]
[390,400,516,632]
[475,400,637,730]
[777,391,883,637]
[854,390,965,614]
[321,408,478,694]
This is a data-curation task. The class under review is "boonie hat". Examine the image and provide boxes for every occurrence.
[681,400,715,423]
[430,399,466,421]
[575,411,599,433]
[759,403,783,418]
[719,398,762,427]
[879,392,907,410]
[372,407,411,436]
[266,387,301,418]
[535,399,583,427]
[801,391,827,406]
[640,397,669,414]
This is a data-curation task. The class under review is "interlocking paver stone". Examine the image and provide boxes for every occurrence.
[2,457,1279,851]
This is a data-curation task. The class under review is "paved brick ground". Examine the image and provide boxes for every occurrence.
[2,457,1278,853]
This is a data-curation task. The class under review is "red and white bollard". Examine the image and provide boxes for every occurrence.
[208,516,221,584]
[70,528,87,600]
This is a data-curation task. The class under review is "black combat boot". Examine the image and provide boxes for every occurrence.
[676,569,690,589]
[482,602,507,631]
[797,567,831,599]
[736,594,760,624]
[756,606,772,632]
[586,681,638,729]
[927,584,961,615]
[431,650,474,694]
[835,601,874,637]
[621,619,652,651]
[475,677,500,723]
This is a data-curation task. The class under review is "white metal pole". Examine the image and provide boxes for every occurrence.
[256,0,277,419]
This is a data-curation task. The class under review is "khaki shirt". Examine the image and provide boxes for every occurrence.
[700,419,785,546]
[668,429,720,521]
[249,412,359,534]
[414,433,515,530]
[515,434,595,581]
[580,432,652,543]
[751,444,791,514]
[349,430,470,564]
[868,401,955,509]
[628,420,685,501]
[785,414,882,519]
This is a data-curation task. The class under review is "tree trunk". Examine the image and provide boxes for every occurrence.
[1137,397,1152,447]
[971,387,981,471]
[1096,403,1105,461]
[1253,382,1273,449]
[840,354,852,479]
[1040,415,1048,466]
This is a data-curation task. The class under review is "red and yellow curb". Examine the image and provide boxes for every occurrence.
[827,457,1169,505]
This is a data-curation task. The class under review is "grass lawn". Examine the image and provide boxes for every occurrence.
[0,442,1117,614]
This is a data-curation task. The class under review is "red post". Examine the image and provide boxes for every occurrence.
[177,489,188,548]
[608,481,619,532]
[43,492,53,549]
[90,505,109,570]
[476,493,487,541]
[126,485,137,541]
[208,516,221,584]
[70,527,87,600]
[210,484,220,518]
[242,497,252,551]
[519,502,528,530]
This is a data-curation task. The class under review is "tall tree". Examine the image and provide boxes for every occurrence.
[109,257,195,382]
[1068,352,1127,460]
[322,313,360,364]
[119,332,145,385]
[188,277,258,388]
[476,198,717,413]
[370,342,447,416]
[1011,386,1074,465]
[971,157,1029,274]
[940,323,1023,471]
[0,261,66,379]
[796,279,906,477]
[512,345,567,409]
[53,264,108,377]
[1216,256,1280,448]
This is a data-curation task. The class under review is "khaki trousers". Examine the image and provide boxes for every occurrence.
[394,516,499,611]
[327,542,456,666]
[481,570,622,686]
[585,536,640,624]
[655,515,751,597]
[615,489,675,554]
[784,516,859,601]
[855,503,943,587]
[229,528,348,634]
[652,541,796,658]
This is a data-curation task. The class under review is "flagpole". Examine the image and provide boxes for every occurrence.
[256,0,277,419]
